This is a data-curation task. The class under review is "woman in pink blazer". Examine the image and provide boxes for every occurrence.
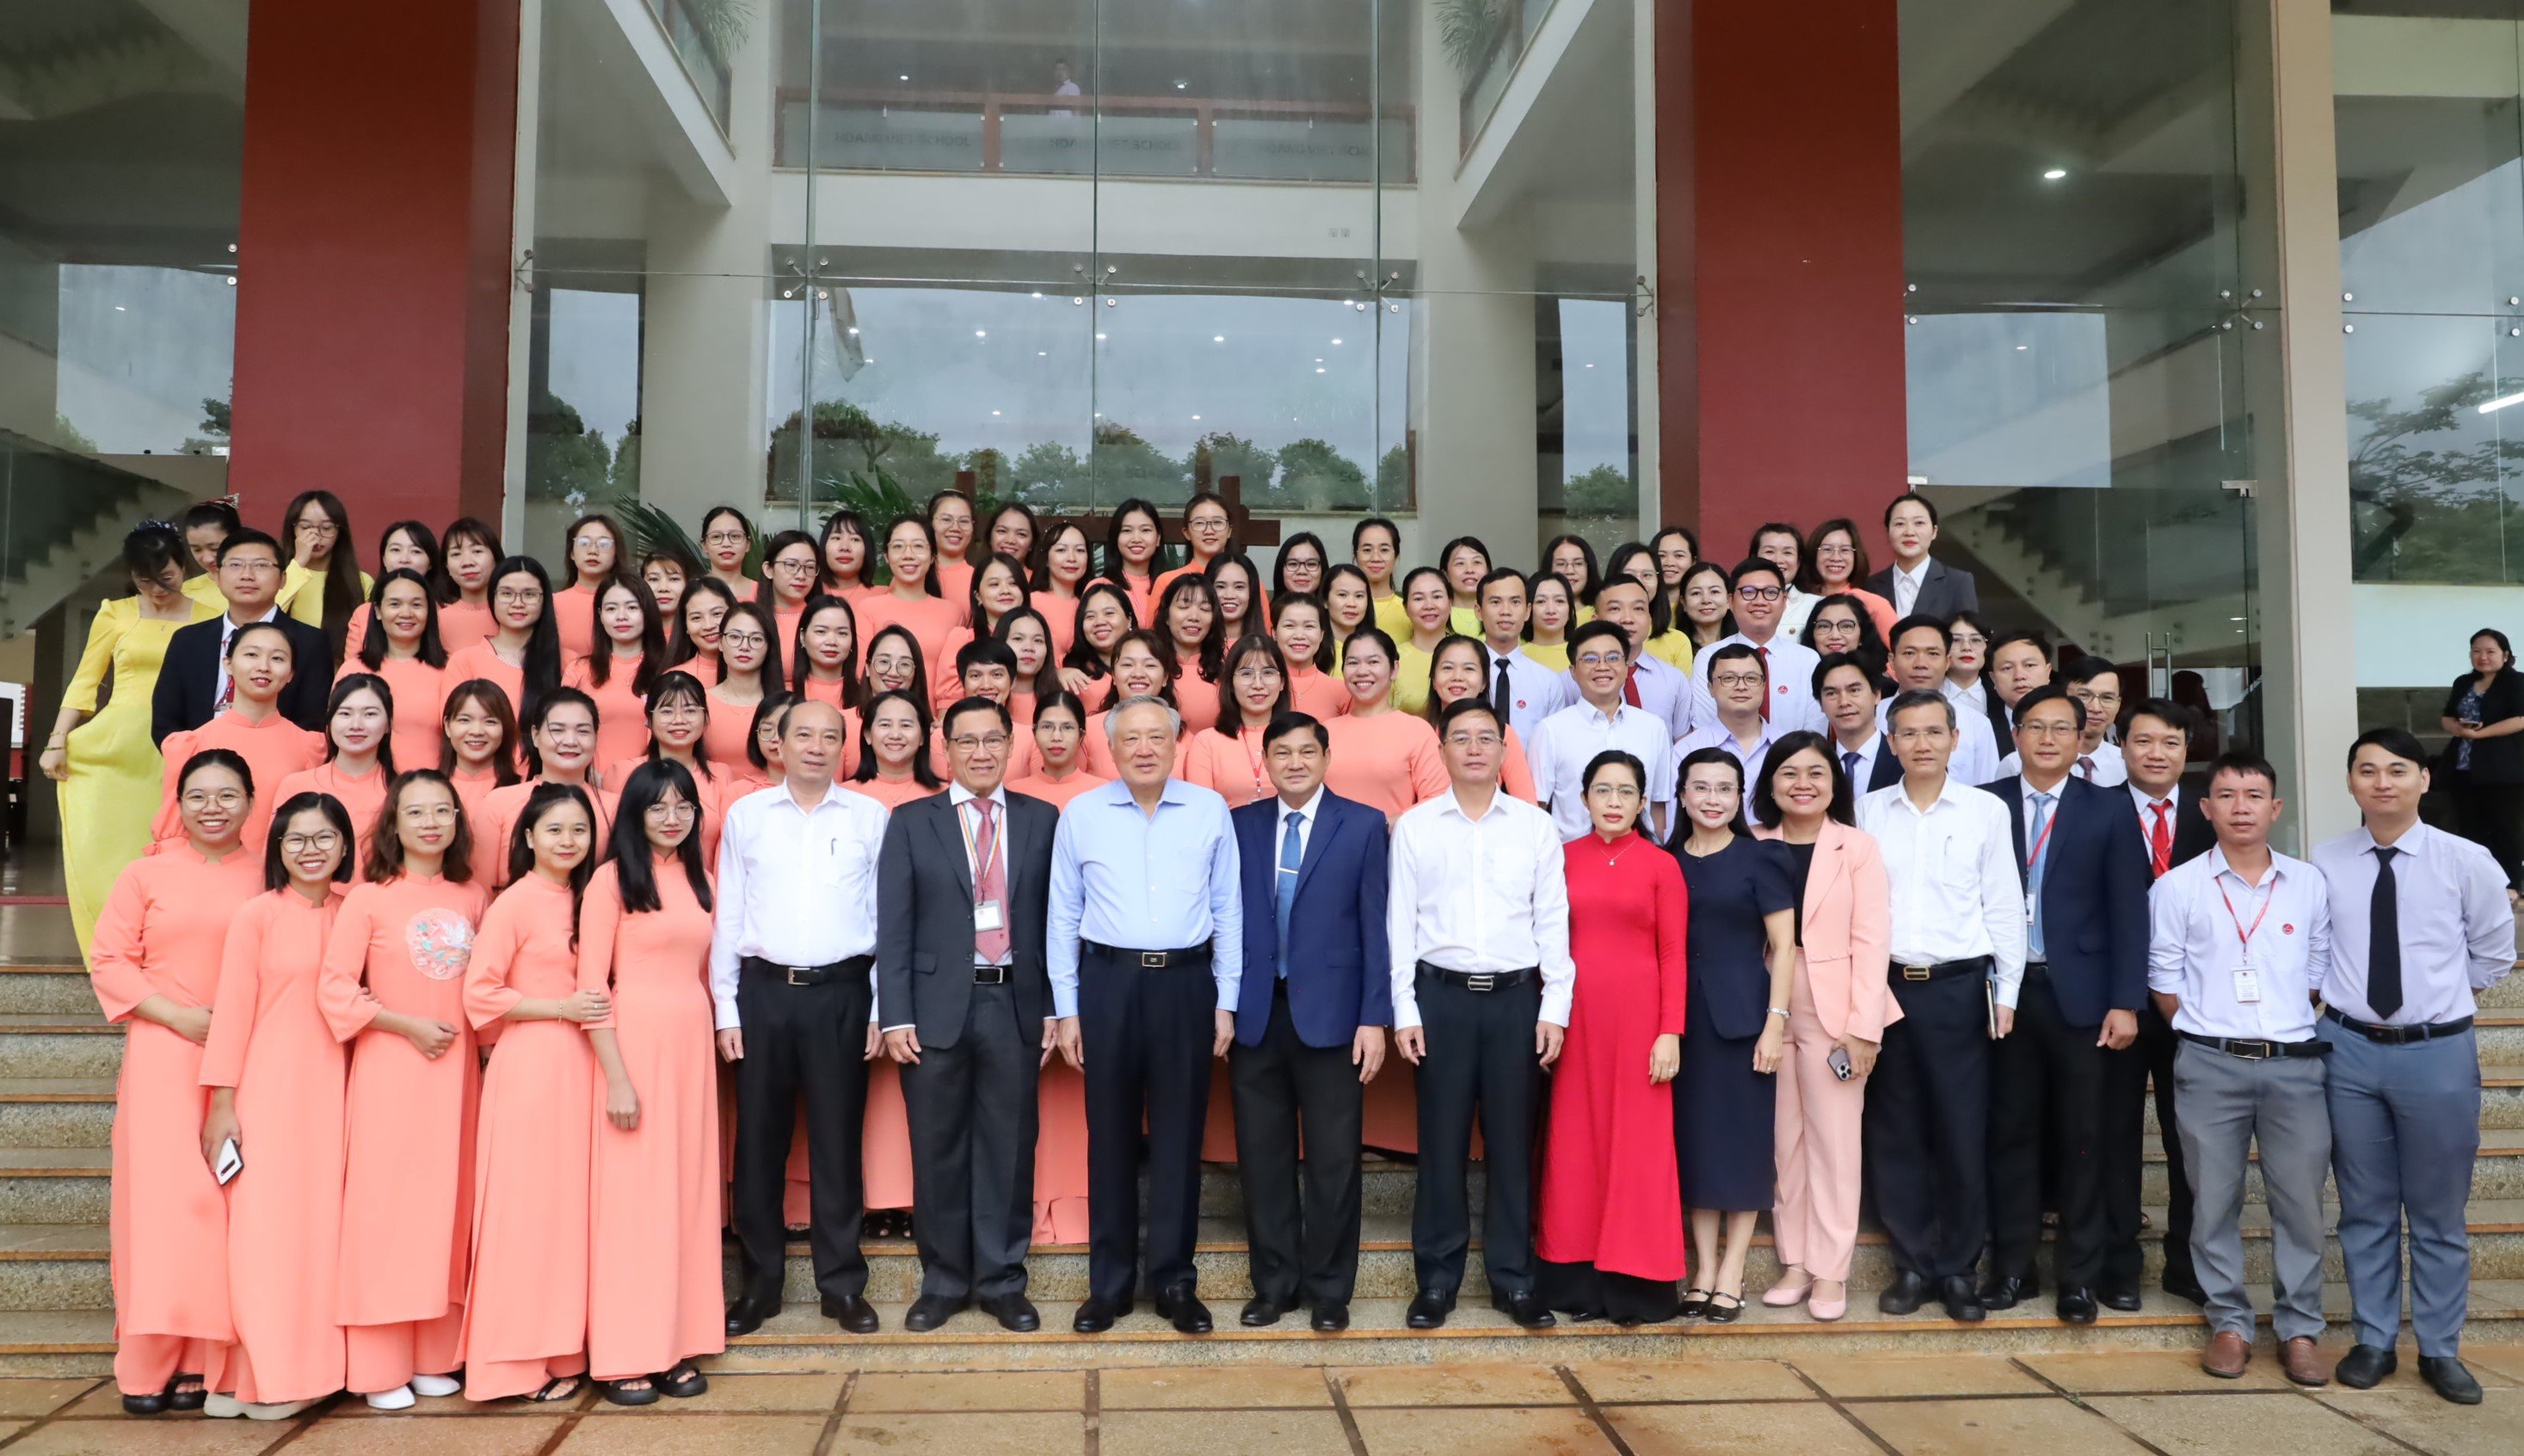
[1748,730,1894,1321]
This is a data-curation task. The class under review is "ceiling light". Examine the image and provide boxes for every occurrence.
[1174,80,1188,90]
[114,305,126,312]
[2042,168,2067,181]
[992,409,1001,415]
[1031,292,1043,299]
[1191,414,1202,421]
[1331,337,1343,346]
[899,74,910,82]
[846,326,859,335]
[1213,335,1225,342]
[1037,350,1047,357]
[975,329,987,338]
[1315,367,1326,374]
[1095,331,1107,341]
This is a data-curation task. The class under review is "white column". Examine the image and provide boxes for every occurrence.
[1630,0,1659,530]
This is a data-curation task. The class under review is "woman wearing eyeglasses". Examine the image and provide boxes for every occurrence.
[1179,635,1290,810]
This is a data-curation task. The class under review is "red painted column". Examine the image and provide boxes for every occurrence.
[228,0,519,529]
[1656,0,1907,565]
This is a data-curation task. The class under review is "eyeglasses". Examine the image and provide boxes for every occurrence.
[720,631,767,650]
[1710,673,1765,690]
[1232,664,1284,685]
[644,799,697,820]
[2069,686,2122,705]
[2016,719,2081,738]
[704,529,749,546]
[280,831,342,853]
[1574,651,1626,668]
[296,520,340,537]
[1444,730,1503,748]
[1735,586,1785,603]
[181,789,247,810]
[398,802,459,822]
[223,557,281,574]
[948,733,1012,752]
[495,587,542,606]
[1585,783,1642,801]
[770,557,817,574]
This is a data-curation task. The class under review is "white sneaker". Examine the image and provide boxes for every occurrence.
[241,1398,315,1421]
[202,1393,246,1419]
[410,1373,462,1398]
[364,1385,416,1411]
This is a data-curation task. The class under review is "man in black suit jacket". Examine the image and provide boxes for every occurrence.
[150,528,332,742]
[876,696,1060,1334]
[1867,491,1979,624]
[2102,698,2218,1306]
[1815,652,1905,793]
[1228,713,1392,1333]
[1981,685,2149,1324]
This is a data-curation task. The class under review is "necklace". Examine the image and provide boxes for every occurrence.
[1598,831,1641,868]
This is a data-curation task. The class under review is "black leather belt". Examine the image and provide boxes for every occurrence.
[1419,961,1537,992]
[2179,1030,2330,1060]
[2323,1006,2473,1045]
[1083,940,1213,969]
[742,954,873,987]
[1894,955,1990,984]
[974,965,1013,986]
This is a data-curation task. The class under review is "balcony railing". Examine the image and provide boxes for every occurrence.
[1458,0,1558,158]
[646,0,734,133]
[774,87,1416,184]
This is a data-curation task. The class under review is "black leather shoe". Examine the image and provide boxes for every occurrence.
[725,1295,779,1336]
[1155,1287,1213,1335]
[2098,1285,2144,1312]
[1240,1295,1289,1328]
[1978,1274,2035,1311]
[1938,1275,1986,1323]
[2055,1287,2098,1324]
[1406,1290,1454,1330]
[2334,1343,2397,1389]
[903,1294,966,1332]
[1491,1289,1557,1330]
[1072,1295,1130,1333]
[2419,1355,2484,1405]
[979,1294,1041,1332]
[2161,1271,2208,1306]
[1311,1304,1349,1333]
[1877,1269,1929,1316]
[822,1293,882,1334]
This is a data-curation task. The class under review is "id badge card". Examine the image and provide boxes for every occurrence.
[2232,964,2262,1004]
[974,900,1006,932]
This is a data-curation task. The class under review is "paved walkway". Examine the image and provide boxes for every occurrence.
[3,1341,2517,1454]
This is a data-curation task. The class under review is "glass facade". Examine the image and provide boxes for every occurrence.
[1899,0,2267,759]
[522,0,1649,568]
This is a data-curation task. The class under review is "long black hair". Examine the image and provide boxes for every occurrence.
[368,768,475,883]
[376,519,457,603]
[1216,633,1291,733]
[325,673,399,777]
[746,691,801,779]
[1668,746,1751,841]
[521,685,599,779]
[1062,580,1136,677]
[853,688,943,787]
[1752,729,1856,829]
[487,556,565,716]
[505,782,599,943]
[608,760,713,915]
[439,678,522,787]
[357,568,448,670]
[263,791,355,892]
[583,576,664,693]
[791,593,862,704]
[1154,573,1225,684]
[1102,497,1162,584]
[1270,530,1328,601]
[281,488,366,657]
[993,605,1063,701]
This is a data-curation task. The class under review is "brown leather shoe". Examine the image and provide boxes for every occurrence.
[2202,1330,2253,1379]
[2279,1336,2329,1387]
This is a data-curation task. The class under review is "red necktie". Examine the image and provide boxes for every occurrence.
[2148,801,2173,879]
[1757,646,1772,722]
[1623,666,1642,709]
[970,799,1010,963]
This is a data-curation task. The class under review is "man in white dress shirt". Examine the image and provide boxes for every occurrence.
[2145,751,2333,1385]
[1856,688,2025,1324]
[1388,697,1573,1333]
[1882,616,2000,786]
[1687,559,1824,735]
[1588,578,1693,738]
[711,698,893,1337]
[2313,728,2513,1403]
[1530,620,1673,841]
[1474,568,1569,744]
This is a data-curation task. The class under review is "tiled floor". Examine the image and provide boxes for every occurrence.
[3,1342,2516,1456]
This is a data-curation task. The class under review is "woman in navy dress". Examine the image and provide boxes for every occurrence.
[1664,746,1794,1322]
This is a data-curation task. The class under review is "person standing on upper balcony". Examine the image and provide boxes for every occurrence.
[1867,491,1979,622]
[2438,628,2524,901]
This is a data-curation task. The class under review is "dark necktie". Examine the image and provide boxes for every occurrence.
[1276,811,1303,979]
[2369,845,2403,1020]
[1842,748,1861,783]
[1492,655,1513,725]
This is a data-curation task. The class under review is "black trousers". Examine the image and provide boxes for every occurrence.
[1228,987,1366,1307]
[1079,947,1215,1304]
[2453,773,2524,890]
[731,966,872,1305]
[2103,1000,2195,1288]
[1863,966,1990,1281]
[1988,968,2110,1289]
[1411,969,1542,1299]
[901,980,1039,1303]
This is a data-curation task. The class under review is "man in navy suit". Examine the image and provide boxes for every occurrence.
[1228,712,1391,1333]
[1980,685,2150,1324]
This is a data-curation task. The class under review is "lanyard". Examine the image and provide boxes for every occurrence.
[1239,725,1269,801]
[2023,796,2059,875]
[956,796,999,906]
[2214,875,2275,959]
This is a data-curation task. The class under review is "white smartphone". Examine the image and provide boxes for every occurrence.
[212,1138,243,1187]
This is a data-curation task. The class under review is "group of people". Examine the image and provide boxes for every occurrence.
[49,486,2511,1417]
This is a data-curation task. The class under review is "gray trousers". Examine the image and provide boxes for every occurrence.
[2317,1020,2481,1356]
[2173,1042,2330,1342]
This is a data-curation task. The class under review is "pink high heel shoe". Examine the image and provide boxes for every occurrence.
[1807,1280,1847,1322]
[1762,1270,1813,1308]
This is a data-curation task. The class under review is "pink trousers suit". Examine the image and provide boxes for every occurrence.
[1752,818,1896,1283]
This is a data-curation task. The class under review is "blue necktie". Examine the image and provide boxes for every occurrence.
[2027,791,2054,961]
[1276,810,1303,980]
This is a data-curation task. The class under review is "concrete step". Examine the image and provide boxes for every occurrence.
[0,1080,117,1151]
[10,1281,2524,1376]
[0,969,95,1018]
[0,1017,122,1079]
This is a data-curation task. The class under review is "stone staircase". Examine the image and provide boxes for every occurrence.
[4,890,2522,1374]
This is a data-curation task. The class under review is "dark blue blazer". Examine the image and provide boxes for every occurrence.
[1231,789,1392,1048]
[1991,774,2150,1026]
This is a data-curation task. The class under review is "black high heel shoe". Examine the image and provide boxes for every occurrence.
[1702,1292,1745,1324]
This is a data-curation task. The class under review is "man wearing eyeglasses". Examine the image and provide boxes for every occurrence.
[152,527,334,741]
[1999,657,2129,787]
[1530,620,1674,841]
[874,697,1060,1335]
[1686,559,1825,736]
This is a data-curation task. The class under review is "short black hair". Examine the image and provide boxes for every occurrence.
[2011,682,2085,732]
[2061,655,2120,689]
[1434,696,1501,736]
[1885,687,1955,732]
[1989,629,2051,663]
[1884,489,1941,528]
[182,501,241,536]
[942,695,1013,739]
[1888,613,1950,650]
[2348,726,2429,772]
[217,527,283,565]
[1706,642,1765,679]
[1727,556,1784,590]
[1580,749,1647,796]
[1351,516,1401,552]
[956,637,1019,679]
[1567,618,1629,658]
[1475,566,1527,599]
[1263,710,1328,752]
[262,791,356,892]
[2122,697,2194,740]
[2207,750,2280,794]
[1812,650,1889,699]
[1751,730,1856,828]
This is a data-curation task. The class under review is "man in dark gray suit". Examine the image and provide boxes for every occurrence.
[876,695,1060,1334]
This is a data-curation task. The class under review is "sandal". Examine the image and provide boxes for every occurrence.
[527,1376,582,1404]
[1678,1287,1714,1318]
[601,1378,659,1408]
[656,1363,708,1399]
[120,1380,173,1416]
[167,1373,207,1412]
[1703,1292,1745,1324]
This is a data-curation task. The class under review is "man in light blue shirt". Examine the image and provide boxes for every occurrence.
[1047,694,1242,1336]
